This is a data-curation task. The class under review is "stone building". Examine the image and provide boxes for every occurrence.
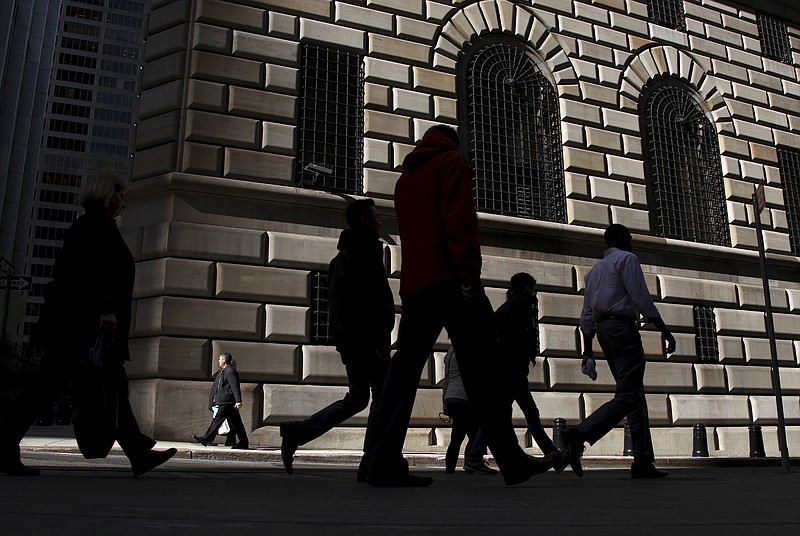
[128,0,800,459]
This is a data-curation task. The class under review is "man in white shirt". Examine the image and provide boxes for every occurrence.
[563,224,676,479]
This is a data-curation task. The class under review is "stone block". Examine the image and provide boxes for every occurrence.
[516,392,582,425]
[750,395,800,425]
[195,0,264,33]
[190,22,229,55]
[730,226,758,250]
[216,264,309,305]
[582,428,627,456]
[695,364,727,393]
[652,302,695,331]
[191,51,262,88]
[562,123,585,147]
[134,258,213,299]
[264,304,308,343]
[588,176,626,204]
[263,384,368,425]
[610,206,650,233]
[335,3,393,33]
[365,57,410,86]
[364,168,400,198]
[300,18,364,51]
[412,67,455,95]
[772,312,800,339]
[185,110,259,149]
[148,0,190,35]
[262,122,295,154]
[187,79,226,112]
[718,135,751,158]
[742,337,796,366]
[370,34,428,65]
[211,340,299,382]
[182,142,222,175]
[264,64,298,93]
[736,283,788,311]
[268,12,296,38]
[266,231,339,270]
[127,336,210,380]
[392,88,430,117]
[141,222,266,264]
[565,173,589,199]
[142,51,186,90]
[548,356,615,391]
[433,96,457,121]
[364,110,410,141]
[669,394,751,425]
[139,80,183,119]
[224,148,294,185]
[560,99,602,126]
[136,111,181,151]
[658,275,738,306]
[607,155,645,181]
[726,364,775,394]
[135,296,264,339]
[780,367,800,394]
[539,326,579,358]
[480,256,574,293]
[626,182,647,208]
[567,199,609,228]
[714,308,764,337]
[230,87,295,122]
[364,138,391,169]
[763,231,791,254]
[718,336,745,364]
[644,362,695,393]
[537,293,583,324]
[301,345,346,384]
[133,143,178,180]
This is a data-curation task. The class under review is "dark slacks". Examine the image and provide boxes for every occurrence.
[368,279,527,481]
[0,350,154,462]
[281,345,389,473]
[199,404,248,445]
[576,318,654,462]
[513,375,557,454]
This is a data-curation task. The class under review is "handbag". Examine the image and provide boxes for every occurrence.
[218,419,231,435]
[71,330,119,459]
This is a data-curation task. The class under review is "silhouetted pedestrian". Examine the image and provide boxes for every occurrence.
[193,352,249,449]
[562,224,676,479]
[279,199,394,481]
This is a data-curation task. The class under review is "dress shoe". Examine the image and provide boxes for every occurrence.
[367,472,434,487]
[131,448,177,477]
[463,459,499,475]
[561,428,585,478]
[224,437,237,447]
[550,450,569,474]
[0,459,40,477]
[192,434,209,447]
[631,461,668,479]
[279,423,298,475]
[231,443,249,450]
[503,454,554,486]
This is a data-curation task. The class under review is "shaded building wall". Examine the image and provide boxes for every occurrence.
[127,0,800,458]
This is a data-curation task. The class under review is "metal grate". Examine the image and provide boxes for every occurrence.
[310,271,332,345]
[463,39,566,223]
[693,305,719,362]
[778,147,800,256]
[641,79,730,247]
[756,13,792,65]
[297,45,364,194]
[647,0,686,32]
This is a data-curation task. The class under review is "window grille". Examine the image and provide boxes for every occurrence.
[647,0,687,32]
[693,305,719,362]
[641,79,730,247]
[461,38,565,223]
[757,13,792,65]
[310,271,332,345]
[778,147,800,256]
[297,45,364,195]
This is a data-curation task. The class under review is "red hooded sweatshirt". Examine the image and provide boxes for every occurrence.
[394,128,482,296]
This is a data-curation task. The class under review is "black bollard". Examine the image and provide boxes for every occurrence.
[552,418,566,451]
[692,423,709,457]
[623,422,633,456]
[749,425,766,458]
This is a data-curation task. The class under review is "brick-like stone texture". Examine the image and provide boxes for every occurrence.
[669,394,751,425]
[135,296,264,339]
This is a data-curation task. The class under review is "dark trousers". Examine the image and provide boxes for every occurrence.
[444,399,480,469]
[576,318,654,462]
[0,350,154,462]
[368,280,527,480]
[513,375,556,454]
[282,345,389,474]
[199,404,248,445]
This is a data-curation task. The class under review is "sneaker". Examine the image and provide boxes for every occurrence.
[463,459,498,475]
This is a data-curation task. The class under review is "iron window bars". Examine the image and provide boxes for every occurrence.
[756,13,792,65]
[778,147,800,256]
[297,44,364,194]
[462,38,566,223]
[693,305,719,362]
[641,79,730,247]
[647,0,687,32]
[310,271,332,345]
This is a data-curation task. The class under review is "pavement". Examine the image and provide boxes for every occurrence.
[4,426,800,535]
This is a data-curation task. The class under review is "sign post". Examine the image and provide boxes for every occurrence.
[0,256,13,353]
[752,182,791,474]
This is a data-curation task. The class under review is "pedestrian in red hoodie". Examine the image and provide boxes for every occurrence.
[366,125,555,487]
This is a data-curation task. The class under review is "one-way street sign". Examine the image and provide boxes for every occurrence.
[0,276,32,291]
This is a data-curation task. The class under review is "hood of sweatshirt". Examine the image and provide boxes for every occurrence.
[401,128,458,172]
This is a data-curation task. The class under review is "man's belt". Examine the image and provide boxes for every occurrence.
[596,313,636,323]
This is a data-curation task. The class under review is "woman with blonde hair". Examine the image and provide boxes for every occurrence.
[0,173,176,477]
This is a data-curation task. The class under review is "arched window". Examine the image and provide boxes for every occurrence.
[647,0,686,32]
[459,36,565,223]
[640,78,730,247]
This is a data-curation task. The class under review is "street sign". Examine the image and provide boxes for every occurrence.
[755,182,766,214]
[0,256,13,276]
[0,276,32,291]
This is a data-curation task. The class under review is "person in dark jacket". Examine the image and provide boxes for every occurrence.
[496,273,566,472]
[0,173,176,477]
[193,352,248,448]
[366,125,554,487]
[279,198,394,481]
